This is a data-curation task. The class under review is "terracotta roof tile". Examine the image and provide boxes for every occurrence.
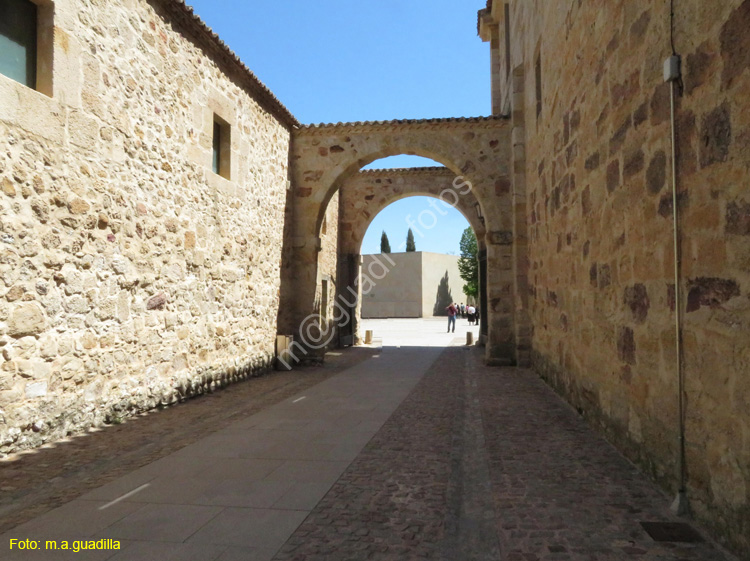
[297,115,507,133]
[359,166,452,175]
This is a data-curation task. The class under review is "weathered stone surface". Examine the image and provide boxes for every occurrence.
[646,150,666,194]
[584,151,600,171]
[0,0,289,458]
[720,0,750,89]
[686,277,740,312]
[8,303,48,338]
[68,198,91,215]
[617,326,636,365]
[146,293,167,310]
[606,159,620,193]
[624,284,650,324]
[686,41,716,96]
[700,103,732,168]
[623,148,644,179]
[726,199,750,235]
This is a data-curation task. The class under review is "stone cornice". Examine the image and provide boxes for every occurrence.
[154,0,299,128]
[358,167,453,176]
[295,115,508,136]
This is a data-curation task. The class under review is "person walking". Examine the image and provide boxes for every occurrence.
[467,304,476,325]
[446,303,457,333]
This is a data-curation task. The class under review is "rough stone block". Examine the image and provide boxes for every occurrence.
[726,200,750,235]
[699,103,732,168]
[8,302,48,338]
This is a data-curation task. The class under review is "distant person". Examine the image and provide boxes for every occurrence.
[475,307,480,325]
[460,303,465,318]
[467,304,476,325]
[446,303,457,333]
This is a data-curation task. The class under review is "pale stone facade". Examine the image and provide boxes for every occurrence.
[480,0,750,555]
[0,0,294,453]
[361,252,465,319]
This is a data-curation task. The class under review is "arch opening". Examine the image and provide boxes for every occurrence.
[314,149,489,237]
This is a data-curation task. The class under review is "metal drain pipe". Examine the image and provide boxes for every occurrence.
[664,0,688,515]
[668,70,688,516]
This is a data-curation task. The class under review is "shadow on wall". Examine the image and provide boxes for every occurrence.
[432,271,454,316]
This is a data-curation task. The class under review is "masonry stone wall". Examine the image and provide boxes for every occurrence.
[481,0,750,555]
[316,190,339,345]
[0,0,293,455]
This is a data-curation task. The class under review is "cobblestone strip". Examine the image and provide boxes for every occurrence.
[272,347,464,561]
[474,354,736,561]
[441,348,501,560]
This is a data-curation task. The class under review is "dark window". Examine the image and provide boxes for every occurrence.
[212,120,221,175]
[211,116,231,179]
[535,52,542,120]
[0,0,38,88]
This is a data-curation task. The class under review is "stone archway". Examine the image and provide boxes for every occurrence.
[280,115,516,364]
[337,166,488,344]
[339,166,487,255]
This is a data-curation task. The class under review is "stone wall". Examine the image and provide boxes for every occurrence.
[316,190,339,345]
[481,0,750,555]
[0,0,293,454]
[360,252,464,319]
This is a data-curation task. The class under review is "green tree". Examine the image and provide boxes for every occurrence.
[405,228,416,252]
[457,227,478,299]
[380,231,391,253]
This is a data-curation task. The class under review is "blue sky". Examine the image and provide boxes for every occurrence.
[186,0,489,253]
[359,195,473,255]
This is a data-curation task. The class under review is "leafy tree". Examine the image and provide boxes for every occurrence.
[380,231,391,253]
[405,228,416,252]
[457,227,478,299]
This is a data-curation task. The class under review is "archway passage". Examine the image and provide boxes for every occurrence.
[278,115,515,365]
[338,167,487,343]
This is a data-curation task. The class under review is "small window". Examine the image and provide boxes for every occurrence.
[535,52,542,120]
[321,216,327,236]
[0,0,38,88]
[212,116,231,179]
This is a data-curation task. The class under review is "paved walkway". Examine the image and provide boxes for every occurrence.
[360,317,480,347]
[0,321,739,560]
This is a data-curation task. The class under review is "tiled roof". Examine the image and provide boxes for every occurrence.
[160,0,298,127]
[296,115,507,134]
[359,167,452,175]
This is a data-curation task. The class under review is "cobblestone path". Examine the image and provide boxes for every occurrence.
[273,346,736,561]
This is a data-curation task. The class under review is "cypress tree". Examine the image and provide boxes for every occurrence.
[380,231,391,253]
[405,228,416,252]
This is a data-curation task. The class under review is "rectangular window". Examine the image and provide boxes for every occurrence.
[212,116,231,179]
[535,52,542,120]
[0,0,38,88]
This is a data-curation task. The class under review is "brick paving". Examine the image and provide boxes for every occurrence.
[0,348,374,535]
[273,345,737,561]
